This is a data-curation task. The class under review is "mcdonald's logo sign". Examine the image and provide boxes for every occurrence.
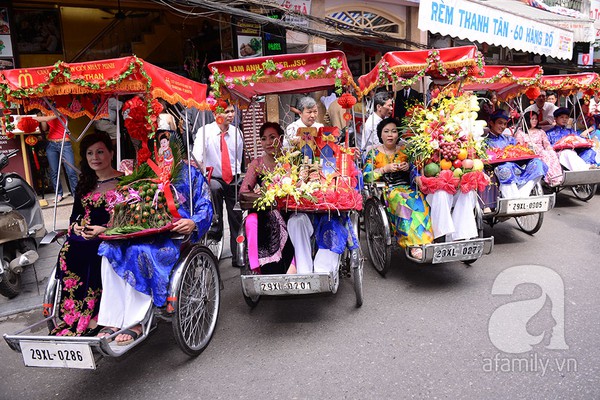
[17,72,34,87]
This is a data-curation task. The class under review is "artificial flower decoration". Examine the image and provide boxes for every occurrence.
[17,116,39,134]
[254,149,362,212]
[123,96,163,164]
[404,92,489,194]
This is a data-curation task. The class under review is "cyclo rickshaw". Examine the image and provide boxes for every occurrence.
[462,65,556,235]
[1,56,220,369]
[538,73,600,201]
[356,45,494,275]
[208,51,364,307]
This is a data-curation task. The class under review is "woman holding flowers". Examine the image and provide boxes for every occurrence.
[240,122,294,274]
[52,132,123,336]
[363,117,434,259]
[96,133,213,345]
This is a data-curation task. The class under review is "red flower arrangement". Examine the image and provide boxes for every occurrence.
[17,117,39,134]
[123,96,163,164]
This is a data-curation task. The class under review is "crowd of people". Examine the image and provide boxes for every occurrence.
[43,85,600,347]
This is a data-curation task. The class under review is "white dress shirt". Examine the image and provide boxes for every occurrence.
[284,119,324,147]
[192,122,244,179]
[524,102,557,130]
[361,113,382,150]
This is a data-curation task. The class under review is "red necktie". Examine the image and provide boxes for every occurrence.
[220,131,233,184]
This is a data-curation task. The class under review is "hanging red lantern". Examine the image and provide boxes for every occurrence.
[17,117,39,134]
[337,93,357,109]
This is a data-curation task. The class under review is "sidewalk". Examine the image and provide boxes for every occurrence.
[0,195,232,318]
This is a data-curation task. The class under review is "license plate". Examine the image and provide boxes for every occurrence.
[20,341,95,369]
[260,281,313,292]
[433,242,484,263]
[506,197,550,213]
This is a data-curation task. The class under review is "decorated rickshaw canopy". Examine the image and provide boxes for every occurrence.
[208,50,361,104]
[540,73,600,96]
[0,56,208,119]
[462,65,543,102]
[357,45,484,97]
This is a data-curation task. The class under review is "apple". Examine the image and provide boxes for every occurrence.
[462,159,474,169]
[472,159,484,171]
[452,159,462,169]
[458,148,468,160]
[453,168,463,177]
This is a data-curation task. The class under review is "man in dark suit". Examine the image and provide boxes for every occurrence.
[393,85,423,120]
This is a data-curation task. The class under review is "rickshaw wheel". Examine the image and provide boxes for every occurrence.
[364,198,391,276]
[352,248,364,307]
[348,211,363,307]
[203,235,223,261]
[515,183,544,235]
[44,273,60,333]
[172,246,220,356]
[571,184,596,201]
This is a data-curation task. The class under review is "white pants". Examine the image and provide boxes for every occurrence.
[558,149,589,171]
[499,178,539,199]
[97,257,152,328]
[287,213,340,274]
[426,190,478,241]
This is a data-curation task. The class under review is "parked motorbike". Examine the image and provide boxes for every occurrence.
[0,149,46,298]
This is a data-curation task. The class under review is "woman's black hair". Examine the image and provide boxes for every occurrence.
[523,110,539,130]
[157,129,170,142]
[376,117,402,143]
[258,121,284,138]
[76,131,114,198]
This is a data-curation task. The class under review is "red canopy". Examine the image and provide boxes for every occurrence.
[358,45,483,96]
[0,56,207,119]
[540,73,599,95]
[462,66,543,101]
[208,51,360,104]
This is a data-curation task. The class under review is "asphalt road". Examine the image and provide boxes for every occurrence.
[1,189,599,400]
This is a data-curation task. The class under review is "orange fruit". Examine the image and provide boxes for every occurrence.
[440,159,452,170]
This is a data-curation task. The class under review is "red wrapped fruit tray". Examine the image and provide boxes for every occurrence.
[99,221,176,241]
[485,154,538,165]
[553,135,593,151]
